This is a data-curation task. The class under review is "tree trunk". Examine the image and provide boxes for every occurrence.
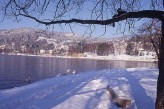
[156,20,164,109]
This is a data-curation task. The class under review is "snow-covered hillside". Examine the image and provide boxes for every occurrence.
[0,68,158,109]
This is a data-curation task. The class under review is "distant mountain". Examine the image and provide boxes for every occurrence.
[0,28,129,42]
[0,28,86,41]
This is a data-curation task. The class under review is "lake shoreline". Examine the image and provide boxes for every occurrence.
[0,53,157,89]
[0,53,157,63]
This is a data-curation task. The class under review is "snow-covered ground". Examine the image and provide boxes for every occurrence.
[0,68,158,109]
[3,53,157,62]
[83,54,157,62]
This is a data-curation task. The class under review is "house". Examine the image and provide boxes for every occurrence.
[138,48,156,59]
[21,46,26,53]
[40,49,45,55]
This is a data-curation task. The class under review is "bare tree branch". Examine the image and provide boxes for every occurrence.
[18,10,164,26]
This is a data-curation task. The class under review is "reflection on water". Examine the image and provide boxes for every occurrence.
[0,54,157,89]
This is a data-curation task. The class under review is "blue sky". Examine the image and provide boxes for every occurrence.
[0,14,127,38]
[0,0,161,38]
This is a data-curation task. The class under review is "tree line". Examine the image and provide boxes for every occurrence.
[0,35,158,57]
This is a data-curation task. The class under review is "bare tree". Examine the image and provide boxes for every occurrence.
[138,19,161,67]
[0,0,164,108]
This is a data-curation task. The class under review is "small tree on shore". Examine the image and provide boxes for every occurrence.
[97,42,110,56]
[126,43,134,55]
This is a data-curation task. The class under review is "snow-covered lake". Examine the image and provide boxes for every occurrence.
[0,54,157,89]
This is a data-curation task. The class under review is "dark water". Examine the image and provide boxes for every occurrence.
[0,54,157,89]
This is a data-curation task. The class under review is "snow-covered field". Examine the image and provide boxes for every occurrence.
[0,68,158,109]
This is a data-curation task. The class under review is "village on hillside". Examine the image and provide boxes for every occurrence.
[0,28,158,61]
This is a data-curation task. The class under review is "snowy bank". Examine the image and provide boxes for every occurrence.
[0,68,158,109]
[2,53,157,62]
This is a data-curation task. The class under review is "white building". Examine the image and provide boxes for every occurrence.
[138,48,156,59]
[40,49,46,55]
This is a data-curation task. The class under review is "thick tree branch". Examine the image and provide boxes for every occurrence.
[19,10,164,26]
